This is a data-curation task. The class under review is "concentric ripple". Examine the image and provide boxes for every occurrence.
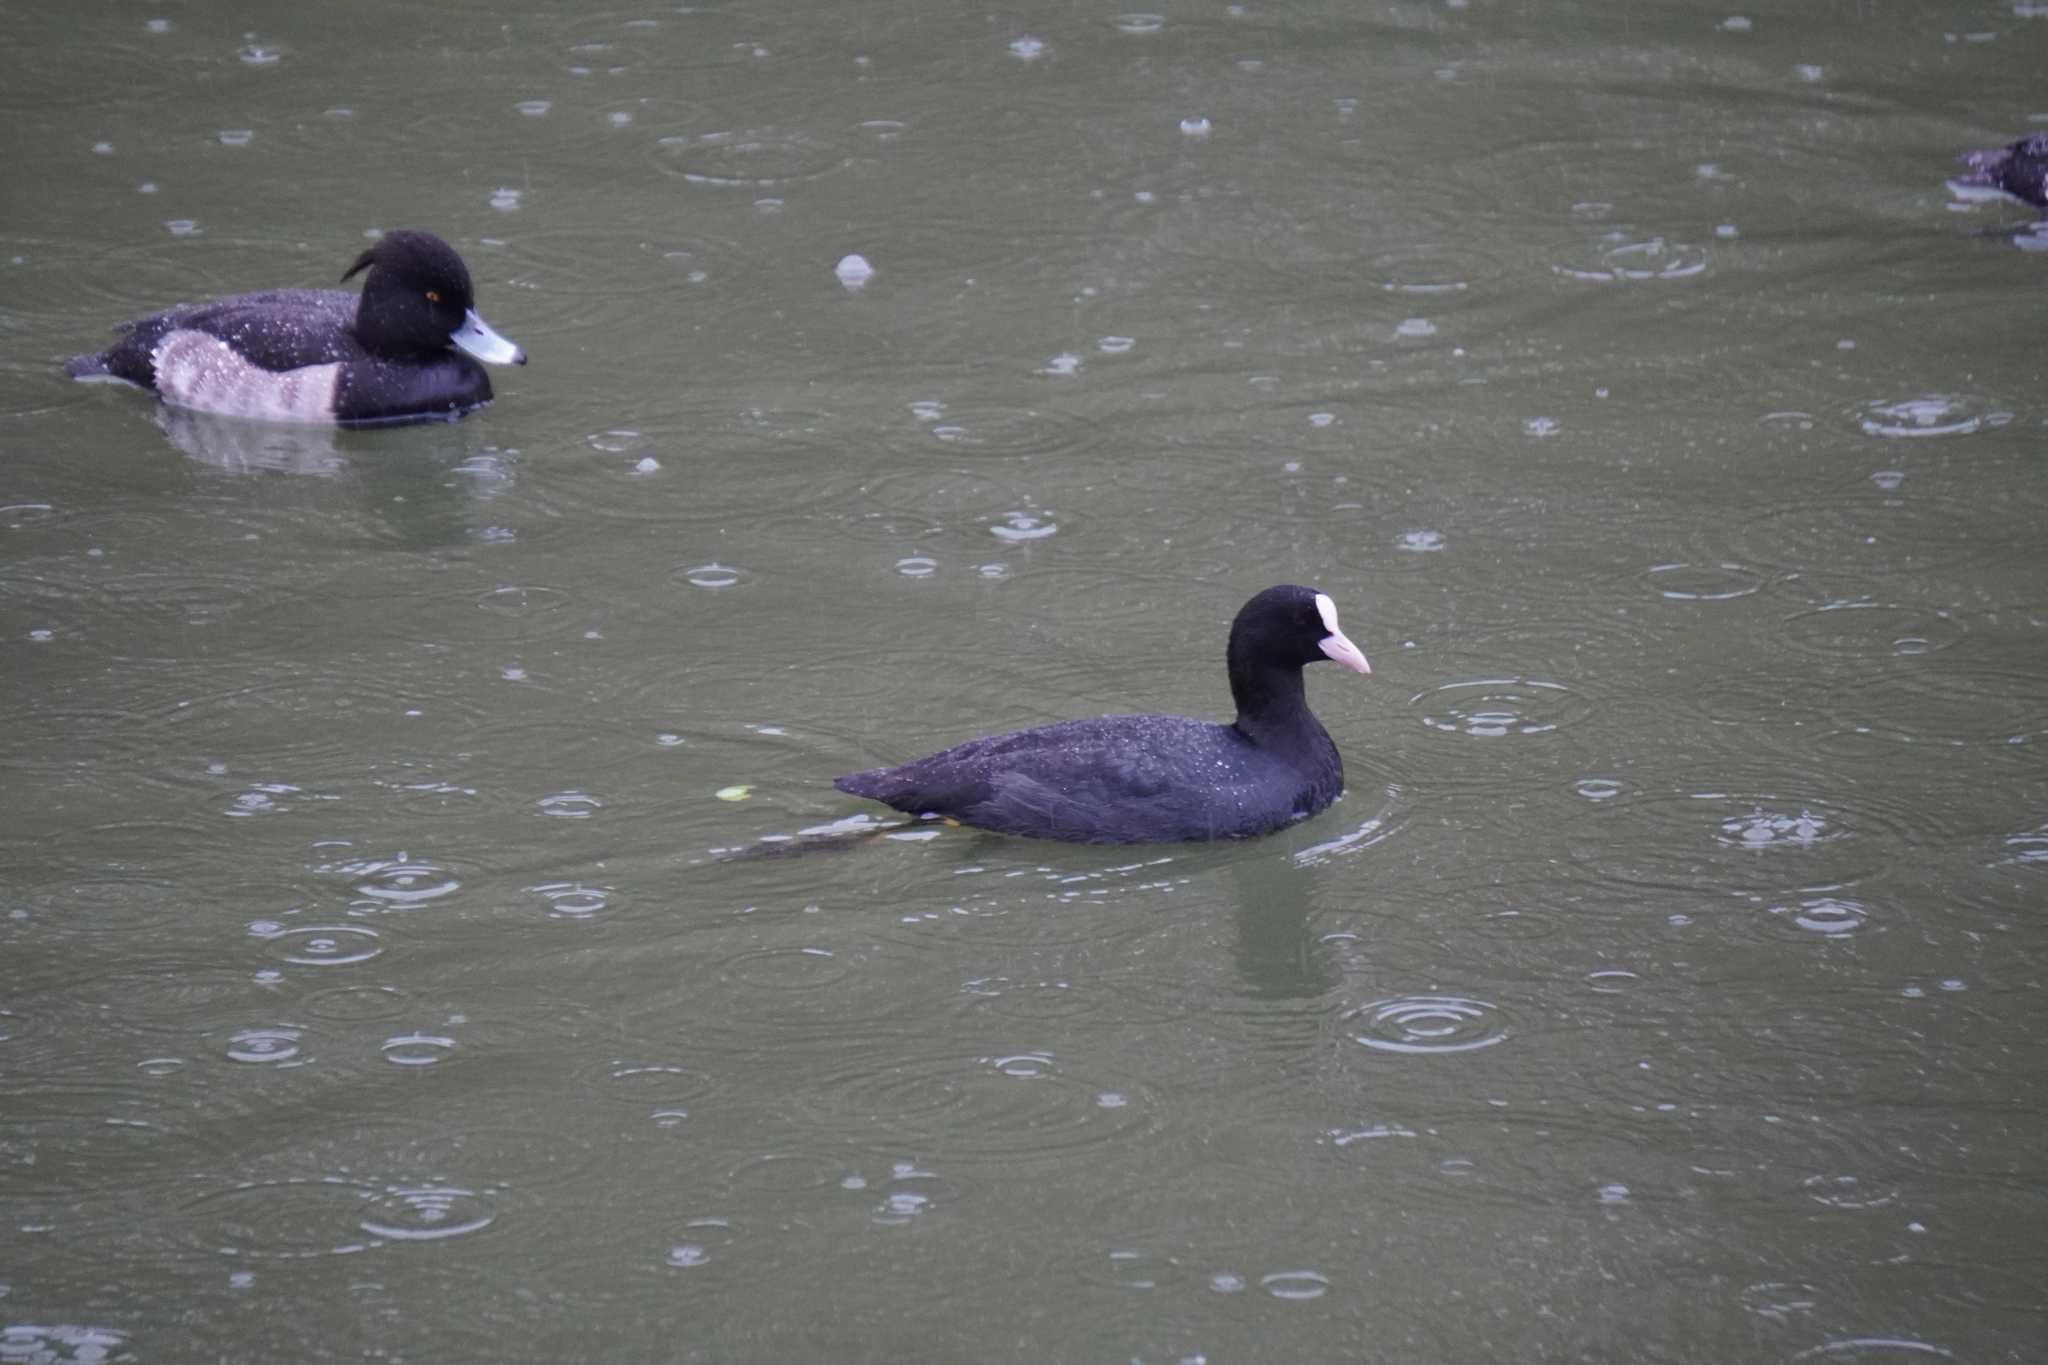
[355,1184,496,1241]
[651,125,858,187]
[1412,677,1587,739]
[1856,395,2011,439]
[794,1049,1159,1166]
[1791,1339,1953,1361]
[1569,787,1917,894]
[882,402,1106,462]
[329,854,462,911]
[1641,561,1768,601]
[1554,237,1710,283]
[716,945,850,991]
[224,1027,308,1066]
[527,881,611,918]
[1340,996,1508,1055]
[182,1178,381,1259]
[580,1059,716,1111]
[1778,601,1966,659]
[248,922,384,968]
[1799,1173,1896,1210]
[1763,894,1873,939]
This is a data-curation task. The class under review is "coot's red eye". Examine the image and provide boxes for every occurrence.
[425,290,441,303]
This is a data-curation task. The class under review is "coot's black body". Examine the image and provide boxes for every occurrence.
[1958,132,2048,212]
[64,230,525,426]
[835,585,1372,844]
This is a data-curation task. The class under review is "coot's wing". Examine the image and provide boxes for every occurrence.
[842,715,1293,843]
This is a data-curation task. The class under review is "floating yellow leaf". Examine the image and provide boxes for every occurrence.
[715,785,753,802]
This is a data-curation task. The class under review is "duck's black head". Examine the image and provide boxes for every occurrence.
[342,230,525,366]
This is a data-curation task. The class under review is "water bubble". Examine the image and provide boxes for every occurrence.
[0,1326,129,1361]
[1260,1270,1330,1301]
[1179,116,1213,137]
[1741,1281,1819,1321]
[165,219,201,236]
[1720,15,1754,31]
[226,1027,305,1065]
[218,129,254,147]
[380,1033,456,1067]
[834,252,874,289]
[1585,969,1641,993]
[894,555,938,577]
[489,187,523,211]
[528,882,610,918]
[1115,14,1167,33]
[515,99,552,117]
[1007,36,1048,60]
[1794,63,1824,81]
[1039,352,1082,377]
[1097,335,1135,353]
[1396,530,1445,552]
[1394,317,1437,338]
[1524,416,1560,437]
[147,17,173,32]
[537,791,604,819]
[1719,805,1837,850]
[1210,1272,1247,1293]
[1342,995,1507,1054]
[991,510,1057,543]
[238,44,281,65]
[988,1052,1055,1079]
[1857,396,2011,439]
[1800,1173,1894,1209]
[224,781,302,817]
[680,563,745,589]
[634,456,659,474]
[909,399,945,421]
[1574,777,1625,802]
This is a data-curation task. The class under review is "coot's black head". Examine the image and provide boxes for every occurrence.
[1229,584,1372,676]
[341,230,526,366]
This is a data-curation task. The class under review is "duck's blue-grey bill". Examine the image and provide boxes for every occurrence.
[451,310,526,366]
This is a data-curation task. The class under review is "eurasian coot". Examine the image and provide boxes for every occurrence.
[835,584,1372,844]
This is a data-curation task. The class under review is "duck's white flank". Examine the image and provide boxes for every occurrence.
[151,330,341,424]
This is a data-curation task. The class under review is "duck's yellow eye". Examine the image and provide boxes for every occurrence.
[424,290,441,303]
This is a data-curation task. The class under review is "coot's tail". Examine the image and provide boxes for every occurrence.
[64,350,113,379]
[833,769,894,801]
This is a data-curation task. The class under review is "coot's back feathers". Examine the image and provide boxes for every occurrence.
[834,585,1371,844]
[1958,132,2048,211]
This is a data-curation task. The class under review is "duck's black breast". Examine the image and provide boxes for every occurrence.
[836,712,1342,844]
